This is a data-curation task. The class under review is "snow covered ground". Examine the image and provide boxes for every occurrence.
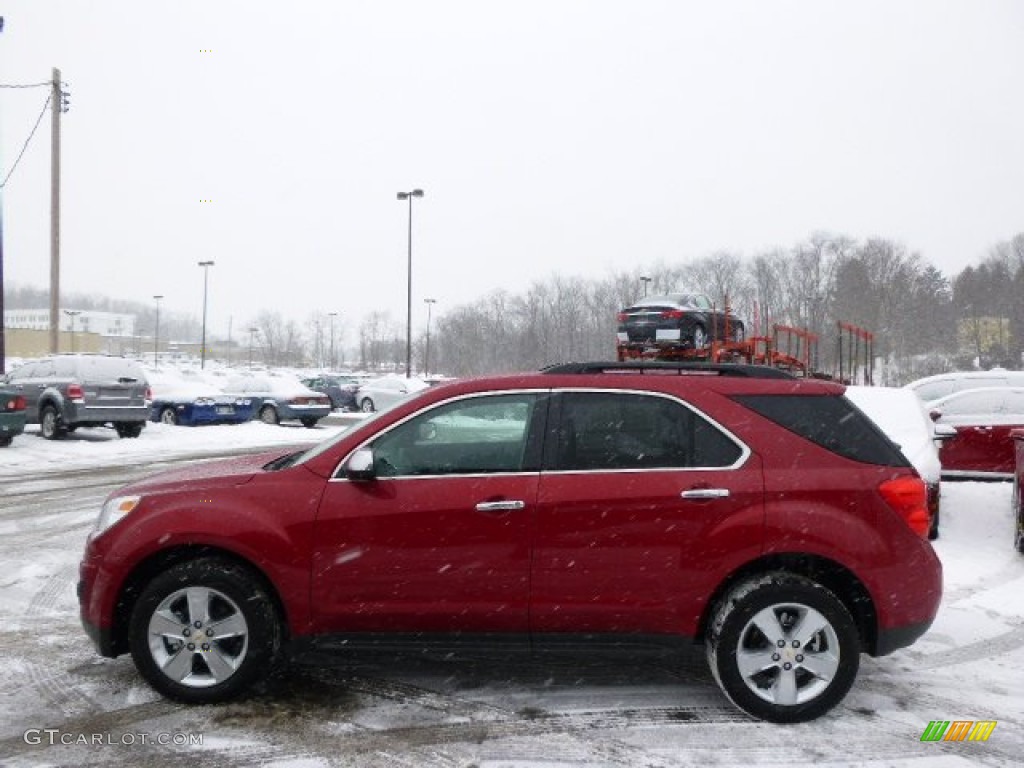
[0,420,1022,766]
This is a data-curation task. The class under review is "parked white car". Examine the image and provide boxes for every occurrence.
[846,386,944,539]
[355,376,430,413]
[905,369,1024,405]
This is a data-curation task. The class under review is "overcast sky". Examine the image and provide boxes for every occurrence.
[1,0,1022,343]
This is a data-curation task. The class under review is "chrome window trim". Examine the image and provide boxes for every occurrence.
[329,386,750,481]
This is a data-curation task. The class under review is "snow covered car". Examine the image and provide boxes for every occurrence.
[355,375,429,413]
[0,386,28,446]
[222,375,331,427]
[149,381,255,426]
[79,362,941,723]
[845,386,943,539]
[929,386,1024,478]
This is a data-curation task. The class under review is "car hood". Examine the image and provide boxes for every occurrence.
[114,448,303,496]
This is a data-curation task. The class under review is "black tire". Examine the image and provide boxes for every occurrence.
[160,407,179,426]
[691,324,708,349]
[360,398,375,413]
[259,405,279,425]
[0,436,12,447]
[129,557,281,704]
[1015,479,1024,554]
[706,572,860,723]
[301,417,319,429]
[116,423,144,438]
[40,405,64,440]
[928,507,940,541]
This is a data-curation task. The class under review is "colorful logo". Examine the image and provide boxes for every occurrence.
[921,720,997,742]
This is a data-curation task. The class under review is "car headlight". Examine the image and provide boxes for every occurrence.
[93,495,141,537]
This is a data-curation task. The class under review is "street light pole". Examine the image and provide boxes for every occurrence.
[397,189,424,378]
[423,298,437,377]
[328,312,338,370]
[198,260,214,369]
[640,276,652,297]
[153,295,163,368]
[63,309,81,353]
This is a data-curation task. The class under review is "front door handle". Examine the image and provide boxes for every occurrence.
[681,488,730,500]
[475,500,526,513]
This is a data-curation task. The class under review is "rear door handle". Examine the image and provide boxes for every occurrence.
[681,488,730,500]
[475,500,526,513]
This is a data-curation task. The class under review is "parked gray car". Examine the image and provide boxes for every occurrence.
[3,355,150,439]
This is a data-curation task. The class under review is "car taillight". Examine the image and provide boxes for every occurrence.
[6,396,26,411]
[616,312,628,322]
[879,476,930,539]
[146,387,153,400]
[67,383,85,400]
[660,310,685,319]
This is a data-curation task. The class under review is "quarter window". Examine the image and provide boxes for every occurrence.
[554,392,742,471]
[371,394,540,477]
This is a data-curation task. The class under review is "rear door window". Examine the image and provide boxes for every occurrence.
[551,391,743,471]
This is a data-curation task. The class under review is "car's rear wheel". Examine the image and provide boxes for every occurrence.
[0,436,12,447]
[360,398,375,413]
[691,324,708,349]
[40,405,64,440]
[706,572,860,723]
[160,408,179,426]
[115,423,144,438]
[259,405,279,425]
[129,558,281,703]
[301,417,319,429]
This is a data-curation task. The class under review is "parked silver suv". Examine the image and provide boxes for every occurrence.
[4,355,150,439]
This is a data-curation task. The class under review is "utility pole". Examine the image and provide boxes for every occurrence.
[0,16,6,372]
[50,67,63,353]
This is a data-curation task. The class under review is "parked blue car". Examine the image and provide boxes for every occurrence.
[222,375,332,428]
[149,382,255,426]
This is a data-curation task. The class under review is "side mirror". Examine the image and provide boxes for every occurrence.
[929,409,941,422]
[344,446,376,482]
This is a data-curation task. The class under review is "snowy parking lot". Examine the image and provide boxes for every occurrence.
[0,421,1022,766]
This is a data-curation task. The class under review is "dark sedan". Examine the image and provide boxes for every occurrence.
[301,375,360,411]
[616,293,745,353]
[0,387,27,446]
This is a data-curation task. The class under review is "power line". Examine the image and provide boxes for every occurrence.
[0,82,51,88]
[0,91,52,189]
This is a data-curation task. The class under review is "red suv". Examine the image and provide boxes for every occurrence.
[78,362,942,723]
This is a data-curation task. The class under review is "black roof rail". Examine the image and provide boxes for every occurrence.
[540,361,795,379]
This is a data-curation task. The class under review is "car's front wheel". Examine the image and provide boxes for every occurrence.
[691,324,708,349]
[706,572,860,723]
[259,405,279,425]
[129,558,281,703]
[160,408,179,426]
[360,398,375,413]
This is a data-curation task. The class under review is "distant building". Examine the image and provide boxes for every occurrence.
[3,308,137,358]
[4,308,136,337]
